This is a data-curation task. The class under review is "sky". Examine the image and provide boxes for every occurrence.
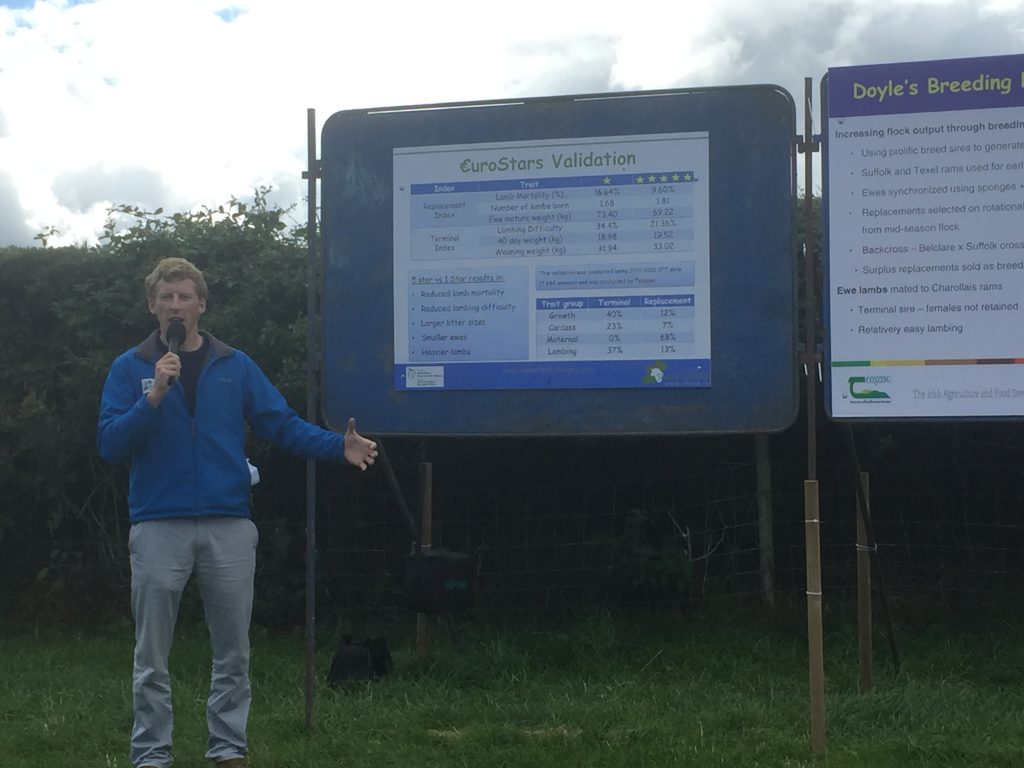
[0,0,1022,247]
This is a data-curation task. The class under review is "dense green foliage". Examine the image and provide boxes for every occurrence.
[0,192,311,622]
[4,190,1024,630]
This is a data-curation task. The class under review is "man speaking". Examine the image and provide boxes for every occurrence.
[98,257,377,768]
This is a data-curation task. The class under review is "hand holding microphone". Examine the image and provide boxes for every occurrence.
[146,318,185,408]
[164,317,186,387]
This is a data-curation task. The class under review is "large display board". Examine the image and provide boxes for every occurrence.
[321,87,796,435]
[823,54,1024,418]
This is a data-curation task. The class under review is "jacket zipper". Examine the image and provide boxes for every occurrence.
[191,352,215,516]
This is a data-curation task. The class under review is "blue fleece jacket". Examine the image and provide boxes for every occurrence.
[98,330,342,523]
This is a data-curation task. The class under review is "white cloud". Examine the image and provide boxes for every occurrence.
[0,170,34,246]
[0,0,1022,245]
[52,164,169,212]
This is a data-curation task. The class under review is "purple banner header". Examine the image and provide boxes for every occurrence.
[828,54,1024,117]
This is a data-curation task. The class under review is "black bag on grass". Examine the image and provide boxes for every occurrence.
[327,636,391,686]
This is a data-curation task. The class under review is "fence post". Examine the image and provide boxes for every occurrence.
[805,480,826,753]
[857,472,874,693]
[417,462,433,659]
[756,434,776,608]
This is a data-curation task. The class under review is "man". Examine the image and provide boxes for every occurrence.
[98,257,377,768]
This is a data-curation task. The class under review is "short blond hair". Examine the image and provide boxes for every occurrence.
[145,257,209,301]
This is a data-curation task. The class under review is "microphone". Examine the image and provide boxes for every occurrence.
[165,318,186,386]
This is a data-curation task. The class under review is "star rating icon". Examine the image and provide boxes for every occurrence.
[631,171,696,184]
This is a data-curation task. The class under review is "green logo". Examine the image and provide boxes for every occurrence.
[643,361,667,384]
[848,376,890,400]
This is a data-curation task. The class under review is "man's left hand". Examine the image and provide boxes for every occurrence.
[343,417,378,471]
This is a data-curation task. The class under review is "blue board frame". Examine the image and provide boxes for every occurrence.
[321,86,797,435]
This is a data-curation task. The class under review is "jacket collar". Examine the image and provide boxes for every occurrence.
[133,329,234,364]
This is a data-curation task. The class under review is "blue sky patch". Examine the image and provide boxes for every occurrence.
[215,6,246,22]
[0,0,95,8]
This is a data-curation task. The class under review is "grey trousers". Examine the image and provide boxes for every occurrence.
[129,517,258,768]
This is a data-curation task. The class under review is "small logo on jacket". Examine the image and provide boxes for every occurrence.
[141,378,155,394]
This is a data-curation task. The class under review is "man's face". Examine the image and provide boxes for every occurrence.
[148,278,206,340]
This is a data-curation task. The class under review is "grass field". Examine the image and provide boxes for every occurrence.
[2,602,1023,767]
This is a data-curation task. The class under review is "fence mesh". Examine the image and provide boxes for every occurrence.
[4,430,1024,627]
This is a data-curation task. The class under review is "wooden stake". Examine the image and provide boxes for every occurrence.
[846,425,900,673]
[756,434,776,608]
[857,472,874,693]
[805,480,826,754]
[417,462,433,659]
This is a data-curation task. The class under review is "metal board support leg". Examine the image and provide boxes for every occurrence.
[303,107,321,730]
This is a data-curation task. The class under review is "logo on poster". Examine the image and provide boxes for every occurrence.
[846,375,891,403]
[644,362,667,384]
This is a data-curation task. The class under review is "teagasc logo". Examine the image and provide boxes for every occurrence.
[848,375,891,401]
[643,361,667,384]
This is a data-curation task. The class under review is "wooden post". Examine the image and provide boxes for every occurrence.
[846,425,900,673]
[799,75,825,755]
[417,462,433,659]
[805,480,826,753]
[857,472,874,693]
[756,434,776,608]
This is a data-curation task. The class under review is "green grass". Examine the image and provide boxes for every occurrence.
[2,606,1024,767]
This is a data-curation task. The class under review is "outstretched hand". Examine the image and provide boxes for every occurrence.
[343,417,378,471]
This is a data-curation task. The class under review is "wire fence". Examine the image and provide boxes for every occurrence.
[4,434,1024,628]
[305,448,1024,625]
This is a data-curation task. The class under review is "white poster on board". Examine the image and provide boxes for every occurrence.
[826,54,1024,418]
[392,133,711,391]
